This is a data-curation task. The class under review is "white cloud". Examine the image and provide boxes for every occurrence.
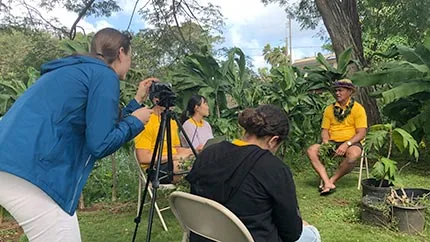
[252,55,269,69]
[1,0,328,69]
[204,0,327,69]
[1,0,112,34]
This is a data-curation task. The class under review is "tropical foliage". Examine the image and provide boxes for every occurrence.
[353,35,430,143]
[303,47,354,92]
[364,123,419,186]
[0,67,39,115]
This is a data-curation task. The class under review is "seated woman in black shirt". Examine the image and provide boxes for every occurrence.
[186,104,320,242]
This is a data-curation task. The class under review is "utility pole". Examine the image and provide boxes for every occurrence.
[285,16,293,64]
[285,21,289,65]
[288,16,292,64]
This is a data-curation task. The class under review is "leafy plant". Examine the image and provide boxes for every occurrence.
[364,123,419,186]
[353,35,430,144]
[0,67,39,115]
[318,142,343,171]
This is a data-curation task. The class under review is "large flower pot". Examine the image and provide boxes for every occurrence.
[360,195,390,227]
[391,188,430,234]
[361,178,392,199]
[394,188,430,199]
[392,204,427,234]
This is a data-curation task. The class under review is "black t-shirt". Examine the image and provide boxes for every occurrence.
[186,141,303,242]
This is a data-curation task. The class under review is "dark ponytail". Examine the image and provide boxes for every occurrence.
[181,94,207,124]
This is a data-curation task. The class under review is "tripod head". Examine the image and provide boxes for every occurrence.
[149,82,176,108]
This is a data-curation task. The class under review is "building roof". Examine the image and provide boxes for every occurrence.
[292,53,337,68]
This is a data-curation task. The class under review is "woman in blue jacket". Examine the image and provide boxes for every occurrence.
[0,28,154,241]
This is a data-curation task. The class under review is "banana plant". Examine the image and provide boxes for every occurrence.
[352,35,430,143]
[170,46,231,119]
[59,33,92,54]
[258,65,329,152]
[304,47,354,92]
[0,67,39,115]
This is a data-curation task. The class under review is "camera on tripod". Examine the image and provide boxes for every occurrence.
[149,81,176,108]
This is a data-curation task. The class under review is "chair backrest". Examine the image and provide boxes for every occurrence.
[169,191,255,242]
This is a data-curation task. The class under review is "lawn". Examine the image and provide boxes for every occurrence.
[1,161,429,242]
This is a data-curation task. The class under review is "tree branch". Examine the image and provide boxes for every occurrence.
[69,0,96,39]
[20,1,69,36]
[172,0,194,51]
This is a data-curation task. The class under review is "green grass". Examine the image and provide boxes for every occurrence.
[1,161,430,242]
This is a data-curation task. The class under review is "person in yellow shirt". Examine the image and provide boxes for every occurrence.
[135,97,193,183]
[307,79,367,195]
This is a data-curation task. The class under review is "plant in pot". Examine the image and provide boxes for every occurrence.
[361,123,419,199]
[360,124,419,227]
[386,187,430,234]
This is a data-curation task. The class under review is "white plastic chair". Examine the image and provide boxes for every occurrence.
[357,148,369,190]
[134,149,176,231]
[169,191,255,242]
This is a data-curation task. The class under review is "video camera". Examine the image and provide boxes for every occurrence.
[149,81,176,108]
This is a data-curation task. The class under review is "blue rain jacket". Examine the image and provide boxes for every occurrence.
[0,55,144,215]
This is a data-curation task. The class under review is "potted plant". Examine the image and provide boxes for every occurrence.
[387,188,430,234]
[361,124,419,199]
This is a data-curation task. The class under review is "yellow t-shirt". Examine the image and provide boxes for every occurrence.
[134,113,180,156]
[321,99,367,142]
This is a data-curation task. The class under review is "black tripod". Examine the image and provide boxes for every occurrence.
[132,97,198,242]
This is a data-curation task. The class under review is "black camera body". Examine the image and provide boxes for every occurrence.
[149,82,176,108]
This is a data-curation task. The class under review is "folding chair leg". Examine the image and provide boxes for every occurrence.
[154,201,169,231]
[365,155,369,178]
[358,153,364,190]
[181,231,189,242]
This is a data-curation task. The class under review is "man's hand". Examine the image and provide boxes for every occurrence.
[135,77,159,104]
[335,143,349,156]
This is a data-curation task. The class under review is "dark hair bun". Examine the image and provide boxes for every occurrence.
[238,105,290,143]
[238,108,266,135]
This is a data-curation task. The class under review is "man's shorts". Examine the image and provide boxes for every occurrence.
[330,141,363,150]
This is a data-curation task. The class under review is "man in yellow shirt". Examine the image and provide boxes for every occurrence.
[135,98,193,183]
[307,79,367,195]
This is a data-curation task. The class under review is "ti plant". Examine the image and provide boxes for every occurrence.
[364,123,419,187]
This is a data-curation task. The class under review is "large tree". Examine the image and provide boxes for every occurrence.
[263,0,430,125]
[261,0,380,124]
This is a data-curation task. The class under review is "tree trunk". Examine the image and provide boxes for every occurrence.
[111,153,117,202]
[315,0,381,125]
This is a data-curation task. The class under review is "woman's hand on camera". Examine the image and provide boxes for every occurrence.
[131,107,153,124]
[135,77,159,104]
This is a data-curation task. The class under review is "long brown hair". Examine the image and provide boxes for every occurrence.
[90,28,131,65]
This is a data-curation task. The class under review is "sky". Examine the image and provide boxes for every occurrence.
[3,0,330,69]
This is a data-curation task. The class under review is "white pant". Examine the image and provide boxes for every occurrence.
[0,171,81,242]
